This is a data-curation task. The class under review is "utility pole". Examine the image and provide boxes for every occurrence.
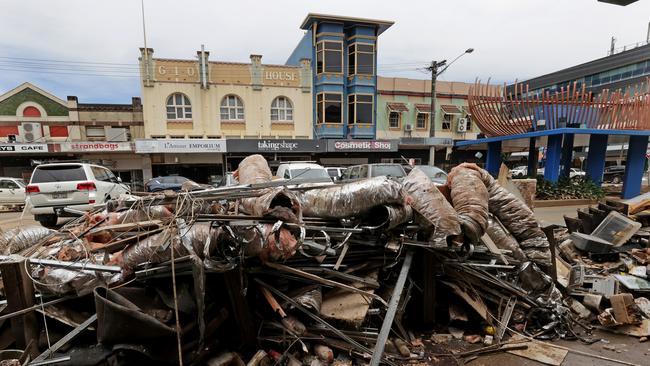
[425,48,473,166]
[428,61,439,138]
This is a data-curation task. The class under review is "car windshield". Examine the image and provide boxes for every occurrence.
[290,168,330,179]
[32,165,87,183]
[416,166,447,180]
[327,169,339,178]
[371,165,405,178]
[15,179,26,187]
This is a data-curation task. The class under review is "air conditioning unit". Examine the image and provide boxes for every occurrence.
[457,118,468,133]
[404,124,413,132]
[20,122,43,142]
[106,127,130,142]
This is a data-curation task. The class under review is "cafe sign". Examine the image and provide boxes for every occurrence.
[135,139,227,153]
[327,140,398,152]
[0,143,47,153]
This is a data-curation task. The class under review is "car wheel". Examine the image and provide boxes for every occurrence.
[35,214,58,229]
[611,175,622,184]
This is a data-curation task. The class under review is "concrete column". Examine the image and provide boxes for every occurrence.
[428,146,436,166]
[544,134,563,183]
[585,134,608,184]
[622,135,649,199]
[560,133,575,178]
[142,155,153,182]
[486,141,502,176]
[527,137,538,177]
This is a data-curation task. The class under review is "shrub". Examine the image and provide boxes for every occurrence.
[536,176,605,200]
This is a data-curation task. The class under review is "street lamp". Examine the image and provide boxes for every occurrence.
[428,48,474,138]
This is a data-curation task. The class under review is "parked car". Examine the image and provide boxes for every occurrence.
[145,176,193,192]
[570,168,586,178]
[326,167,346,182]
[0,177,26,209]
[511,165,528,178]
[275,162,331,182]
[218,172,239,187]
[603,165,626,184]
[404,165,448,185]
[26,163,130,228]
[343,164,406,180]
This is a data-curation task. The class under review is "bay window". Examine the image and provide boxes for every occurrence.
[316,41,343,74]
[317,93,342,124]
[348,43,374,76]
[347,94,373,124]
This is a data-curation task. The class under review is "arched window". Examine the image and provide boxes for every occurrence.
[22,106,41,117]
[271,96,293,122]
[166,93,192,120]
[220,95,244,121]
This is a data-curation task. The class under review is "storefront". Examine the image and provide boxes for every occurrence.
[0,143,49,179]
[317,139,399,166]
[49,141,146,190]
[225,139,326,173]
[136,139,227,184]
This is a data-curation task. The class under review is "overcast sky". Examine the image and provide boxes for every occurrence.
[1,0,648,103]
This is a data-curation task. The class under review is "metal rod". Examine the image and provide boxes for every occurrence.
[30,314,97,363]
[369,250,414,366]
[0,256,122,273]
[0,296,74,322]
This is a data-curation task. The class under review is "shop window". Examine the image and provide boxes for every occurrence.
[86,126,106,139]
[389,112,400,129]
[442,114,452,130]
[22,106,41,117]
[316,93,342,124]
[347,94,373,124]
[0,126,18,137]
[316,41,343,74]
[270,96,293,122]
[166,93,192,120]
[348,43,374,76]
[49,126,68,137]
[220,95,245,121]
[416,113,428,129]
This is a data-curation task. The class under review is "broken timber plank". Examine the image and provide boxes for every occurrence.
[0,259,39,358]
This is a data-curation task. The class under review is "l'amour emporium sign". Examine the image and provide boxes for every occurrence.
[135,139,227,153]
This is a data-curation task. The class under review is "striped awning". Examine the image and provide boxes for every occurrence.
[415,104,431,113]
[387,102,409,112]
[441,104,463,115]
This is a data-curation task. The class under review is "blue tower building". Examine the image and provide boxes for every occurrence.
[286,14,394,139]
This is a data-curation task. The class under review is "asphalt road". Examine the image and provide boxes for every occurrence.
[0,210,72,231]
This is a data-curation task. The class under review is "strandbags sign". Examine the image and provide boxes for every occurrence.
[135,139,227,153]
[54,142,134,152]
[0,143,47,153]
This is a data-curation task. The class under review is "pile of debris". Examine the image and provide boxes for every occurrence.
[556,197,650,338]
[0,156,644,365]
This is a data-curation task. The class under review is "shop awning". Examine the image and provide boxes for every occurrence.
[387,102,409,112]
[415,104,431,113]
[441,104,463,115]
[462,106,472,115]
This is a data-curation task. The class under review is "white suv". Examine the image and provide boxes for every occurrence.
[26,163,130,227]
[275,162,332,183]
